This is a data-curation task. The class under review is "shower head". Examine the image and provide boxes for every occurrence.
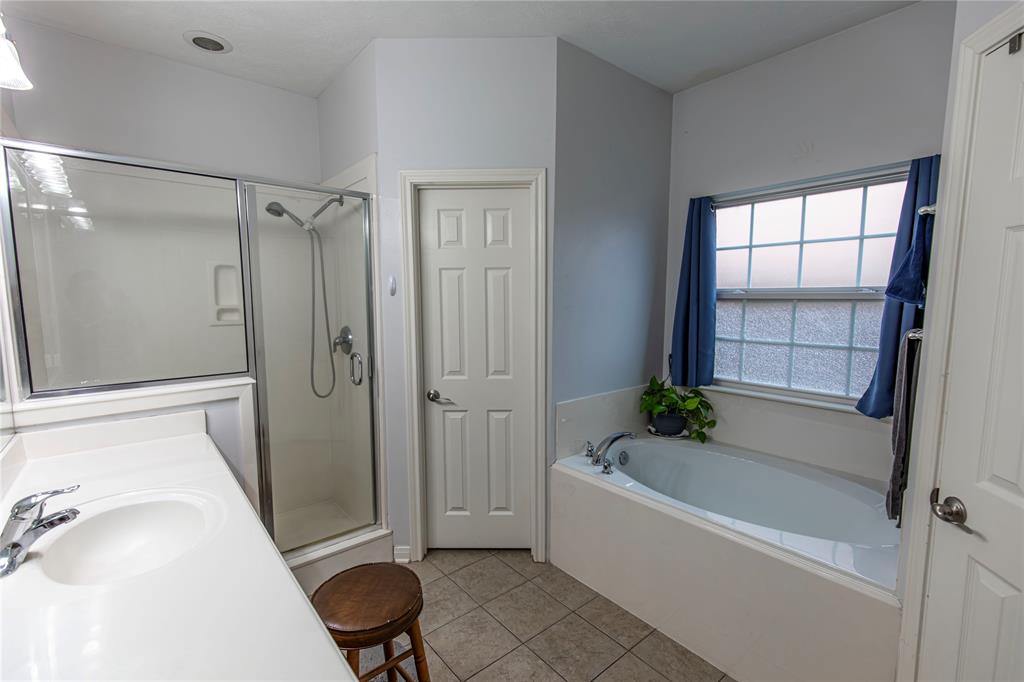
[265,201,305,228]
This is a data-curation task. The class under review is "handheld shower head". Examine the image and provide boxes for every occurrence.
[265,201,305,228]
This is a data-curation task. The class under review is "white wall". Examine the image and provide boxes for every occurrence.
[368,38,558,549]
[318,43,378,182]
[373,38,558,199]
[661,1,956,482]
[553,41,672,403]
[3,17,320,183]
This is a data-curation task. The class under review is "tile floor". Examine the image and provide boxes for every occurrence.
[354,549,735,682]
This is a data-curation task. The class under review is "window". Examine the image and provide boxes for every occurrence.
[713,177,906,400]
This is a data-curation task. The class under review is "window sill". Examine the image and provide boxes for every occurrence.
[704,380,884,418]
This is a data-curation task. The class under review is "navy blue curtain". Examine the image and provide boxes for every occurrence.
[671,197,716,387]
[856,155,940,418]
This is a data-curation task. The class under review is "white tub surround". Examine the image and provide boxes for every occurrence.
[0,412,355,681]
[550,439,901,682]
[555,385,648,459]
[698,386,893,484]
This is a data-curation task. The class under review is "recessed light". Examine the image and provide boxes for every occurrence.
[184,30,232,55]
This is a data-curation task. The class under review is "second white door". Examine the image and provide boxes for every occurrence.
[419,186,535,548]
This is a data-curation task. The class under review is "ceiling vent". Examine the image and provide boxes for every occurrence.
[184,30,232,55]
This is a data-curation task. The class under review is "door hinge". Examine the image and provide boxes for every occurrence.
[1011,32,1022,55]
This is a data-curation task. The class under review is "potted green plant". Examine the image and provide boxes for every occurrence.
[639,375,716,442]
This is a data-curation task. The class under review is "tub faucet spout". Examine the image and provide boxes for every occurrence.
[591,432,635,470]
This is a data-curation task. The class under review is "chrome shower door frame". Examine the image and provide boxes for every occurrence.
[241,181,378,542]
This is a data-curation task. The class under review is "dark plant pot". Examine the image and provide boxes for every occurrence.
[652,413,686,436]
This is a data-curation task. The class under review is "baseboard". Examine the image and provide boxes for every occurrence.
[393,545,411,563]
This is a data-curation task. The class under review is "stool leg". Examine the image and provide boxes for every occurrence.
[407,620,431,682]
[345,649,361,677]
[383,640,399,682]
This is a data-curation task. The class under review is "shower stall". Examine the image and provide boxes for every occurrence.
[0,138,379,555]
[245,183,378,552]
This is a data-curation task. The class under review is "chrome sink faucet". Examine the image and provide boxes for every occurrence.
[590,432,635,473]
[0,485,80,578]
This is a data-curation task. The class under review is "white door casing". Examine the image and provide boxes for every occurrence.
[419,187,533,548]
[916,13,1024,682]
[401,169,547,560]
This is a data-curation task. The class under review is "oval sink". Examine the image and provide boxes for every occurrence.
[42,492,213,586]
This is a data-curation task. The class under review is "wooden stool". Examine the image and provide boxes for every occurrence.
[312,563,431,682]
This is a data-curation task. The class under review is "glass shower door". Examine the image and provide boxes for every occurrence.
[245,182,376,552]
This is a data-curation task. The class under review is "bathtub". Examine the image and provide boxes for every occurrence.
[550,438,902,682]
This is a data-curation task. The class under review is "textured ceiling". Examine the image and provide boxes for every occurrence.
[6,1,914,97]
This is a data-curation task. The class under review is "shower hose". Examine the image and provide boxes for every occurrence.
[308,226,336,399]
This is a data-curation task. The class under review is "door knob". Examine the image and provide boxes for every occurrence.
[426,389,454,405]
[930,494,971,532]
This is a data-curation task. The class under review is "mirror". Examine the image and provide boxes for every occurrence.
[5,149,248,394]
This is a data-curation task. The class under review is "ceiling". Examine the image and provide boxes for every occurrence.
[6,1,914,97]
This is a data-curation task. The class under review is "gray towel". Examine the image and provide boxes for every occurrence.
[887,328,923,526]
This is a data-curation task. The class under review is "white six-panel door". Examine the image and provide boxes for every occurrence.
[917,26,1023,682]
[418,187,535,548]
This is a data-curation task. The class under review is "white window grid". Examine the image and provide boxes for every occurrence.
[714,184,898,290]
[712,176,905,401]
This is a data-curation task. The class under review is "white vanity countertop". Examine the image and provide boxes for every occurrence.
[0,411,357,681]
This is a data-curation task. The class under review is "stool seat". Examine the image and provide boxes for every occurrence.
[312,563,424,650]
